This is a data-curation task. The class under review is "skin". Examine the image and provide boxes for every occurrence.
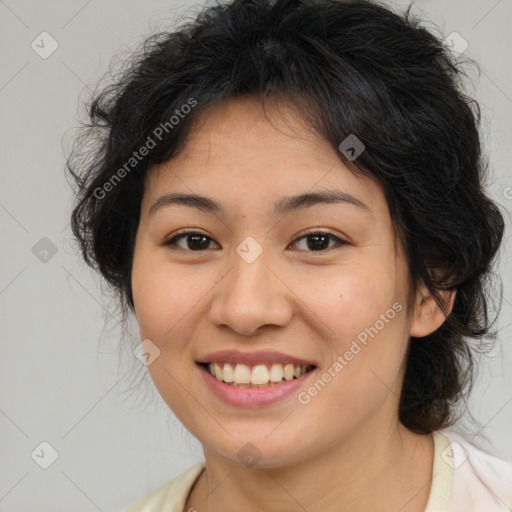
[131,95,456,512]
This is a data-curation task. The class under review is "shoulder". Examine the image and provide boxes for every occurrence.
[120,462,205,512]
[434,429,512,512]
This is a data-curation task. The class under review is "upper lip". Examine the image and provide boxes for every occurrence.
[196,350,317,367]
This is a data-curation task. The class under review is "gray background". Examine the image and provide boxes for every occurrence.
[0,0,511,510]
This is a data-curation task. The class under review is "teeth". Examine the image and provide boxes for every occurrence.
[206,362,313,386]
[213,362,223,380]
[251,364,270,385]
[233,363,251,384]
[223,363,234,382]
[269,364,284,382]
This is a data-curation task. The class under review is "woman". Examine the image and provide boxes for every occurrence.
[67,0,512,510]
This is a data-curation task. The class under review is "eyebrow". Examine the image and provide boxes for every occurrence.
[148,189,371,217]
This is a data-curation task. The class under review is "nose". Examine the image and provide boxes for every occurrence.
[208,242,293,336]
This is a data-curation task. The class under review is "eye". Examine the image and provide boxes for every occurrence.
[162,230,347,252]
[163,231,219,251]
[289,231,347,252]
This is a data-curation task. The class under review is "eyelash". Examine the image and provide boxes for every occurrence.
[162,230,348,253]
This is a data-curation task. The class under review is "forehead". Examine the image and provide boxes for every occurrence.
[141,96,387,218]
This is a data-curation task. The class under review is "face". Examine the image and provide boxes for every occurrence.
[131,96,418,468]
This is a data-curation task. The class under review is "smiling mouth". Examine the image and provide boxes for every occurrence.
[199,362,316,388]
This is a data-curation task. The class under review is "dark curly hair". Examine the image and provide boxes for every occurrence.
[67,0,505,434]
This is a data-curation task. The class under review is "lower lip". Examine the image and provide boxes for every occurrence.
[197,364,316,408]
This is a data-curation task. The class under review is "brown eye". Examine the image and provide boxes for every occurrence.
[290,232,346,252]
[163,231,219,251]
[163,230,347,253]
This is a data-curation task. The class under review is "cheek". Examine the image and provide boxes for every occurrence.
[131,243,178,344]
[132,246,191,337]
[294,267,409,428]
[292,262,400,342]
[131,252,202,418]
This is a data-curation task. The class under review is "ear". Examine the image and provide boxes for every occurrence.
[409,282,457,338]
